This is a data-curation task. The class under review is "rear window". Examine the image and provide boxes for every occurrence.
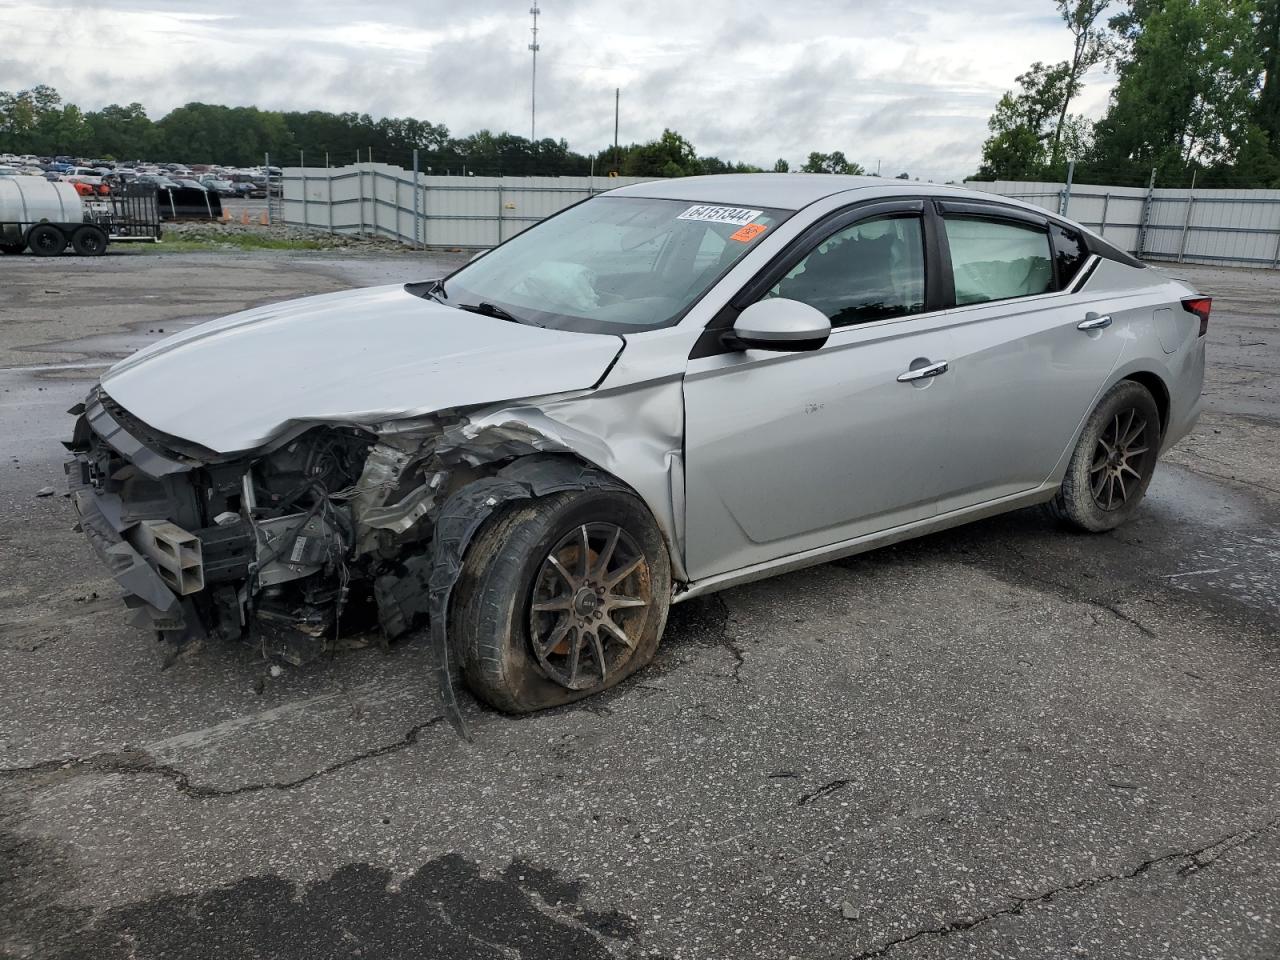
[945,217,1053,305]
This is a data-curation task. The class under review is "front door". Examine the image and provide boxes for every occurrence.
[682,208,955,581]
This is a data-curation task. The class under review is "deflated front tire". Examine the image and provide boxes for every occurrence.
[451,489,671,713]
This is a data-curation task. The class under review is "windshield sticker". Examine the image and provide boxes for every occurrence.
[677,205,763,226]
[729,223,768,243]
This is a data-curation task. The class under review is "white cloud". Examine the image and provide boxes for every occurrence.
[0,0,1117,179]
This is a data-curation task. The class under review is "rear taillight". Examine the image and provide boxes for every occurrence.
[1183,297,1211,337]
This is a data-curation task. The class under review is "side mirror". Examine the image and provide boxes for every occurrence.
[725,298,831,353]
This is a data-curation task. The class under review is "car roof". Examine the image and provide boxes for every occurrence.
[609,173,1010,212]
[607,173,1143,269]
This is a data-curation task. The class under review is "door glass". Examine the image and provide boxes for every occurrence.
[767,216,926,327]
[945,217,1054,305]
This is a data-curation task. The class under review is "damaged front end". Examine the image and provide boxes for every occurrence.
[64,387,564,679]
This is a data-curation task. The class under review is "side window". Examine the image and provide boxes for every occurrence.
[944,217,1053,305]
[767,215,926,328]
[1050,223,1089,288]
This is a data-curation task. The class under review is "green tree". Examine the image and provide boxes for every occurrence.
[772,157,790,172]
[1257,0,1280,151]
[86,103,154,160]
[1050,0,1113,164]
[0,86,759,178]
[799,151,865,174]
[622,129,701,177]
[977,61,1077,178]
[151,103,294,165]
[44,103,92,156]
[1092,0,1261,177]
[0,85,68,153]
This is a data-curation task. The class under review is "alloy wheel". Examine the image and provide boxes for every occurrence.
[528,522,651,690]
[1090,407,1151,511]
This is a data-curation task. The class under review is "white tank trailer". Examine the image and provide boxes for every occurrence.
[0,178,109,256]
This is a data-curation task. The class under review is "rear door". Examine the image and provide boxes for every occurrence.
[930,201,1125,512]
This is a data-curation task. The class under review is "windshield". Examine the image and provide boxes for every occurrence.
[438,196,790,334]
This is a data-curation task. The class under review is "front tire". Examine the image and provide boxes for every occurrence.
[1048,380,1161,532]
[452,489,671,713]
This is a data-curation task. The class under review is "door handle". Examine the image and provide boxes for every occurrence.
[1078,313,1113,330]
[897,360,949,382]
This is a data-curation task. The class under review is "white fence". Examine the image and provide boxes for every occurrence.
[279,163,655,248]
[965,179,1280,269]
[280,165,1280,269]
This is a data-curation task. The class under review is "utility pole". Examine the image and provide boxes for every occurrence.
[529,4,541,142]
[613,87,620,174]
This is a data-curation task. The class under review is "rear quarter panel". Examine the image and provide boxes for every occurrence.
[1045,259,1205,482]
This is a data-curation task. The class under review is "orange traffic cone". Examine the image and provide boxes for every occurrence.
[219,210,231,223]
[259,212,269,226]
[240,211,250,225]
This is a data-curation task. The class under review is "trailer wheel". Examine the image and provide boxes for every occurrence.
[0,242,23,255]
[27,224,67,257]
[71,226,108,257]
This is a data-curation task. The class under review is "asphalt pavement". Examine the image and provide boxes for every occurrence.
[1,249,1277,959]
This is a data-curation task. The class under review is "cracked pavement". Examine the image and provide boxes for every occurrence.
[1,254,1278,959]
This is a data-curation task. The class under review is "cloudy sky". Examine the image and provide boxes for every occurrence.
[1,0,1115,179]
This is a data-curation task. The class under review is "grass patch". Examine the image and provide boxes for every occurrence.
[126,233,336,254]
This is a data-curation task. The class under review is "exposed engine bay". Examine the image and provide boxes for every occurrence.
[64,386,569,674]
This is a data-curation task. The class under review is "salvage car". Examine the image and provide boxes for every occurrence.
[66,175,1207,728]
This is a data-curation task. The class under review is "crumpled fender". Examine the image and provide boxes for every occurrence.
[425,456,631,738]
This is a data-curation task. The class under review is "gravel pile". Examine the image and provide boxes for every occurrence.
[161,220,416,250]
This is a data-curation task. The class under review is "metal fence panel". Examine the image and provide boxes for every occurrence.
[286,169,1280,269]
[964,179,1280,268]
[281,163,656,249]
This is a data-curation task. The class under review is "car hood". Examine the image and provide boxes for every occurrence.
[100,284,625,453]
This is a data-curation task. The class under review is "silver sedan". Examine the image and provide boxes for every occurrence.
[67,175,1207,727]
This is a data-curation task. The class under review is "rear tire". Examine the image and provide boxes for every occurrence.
[71,225,108,256]
[452,489,671,713]
[1048,380,1161,532]
[0,241,24,255]
[27,224,67,257]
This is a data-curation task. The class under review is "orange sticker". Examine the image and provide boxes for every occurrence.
[729,222,768,242]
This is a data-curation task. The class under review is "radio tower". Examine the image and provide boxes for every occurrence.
[528,5,541,142]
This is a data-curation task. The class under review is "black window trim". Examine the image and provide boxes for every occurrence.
[1049,221,1091,292]
[690,196,937,359]
[935,196,1145,270]
[934,198,1104,302]
[688,193,1124,360]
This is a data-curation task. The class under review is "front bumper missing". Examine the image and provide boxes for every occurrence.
[67,463,188,632]
[64,390,238,639]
